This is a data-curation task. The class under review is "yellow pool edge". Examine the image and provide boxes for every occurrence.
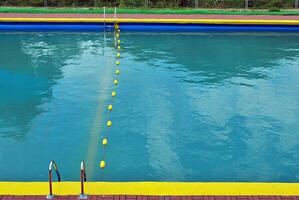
[0,182,298,196]
[0,18,299,25]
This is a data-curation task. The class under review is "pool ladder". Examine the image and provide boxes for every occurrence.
[47,160,87,199]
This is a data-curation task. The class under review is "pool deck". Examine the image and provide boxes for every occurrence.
[0,13,299,20]
[0,196,299,200]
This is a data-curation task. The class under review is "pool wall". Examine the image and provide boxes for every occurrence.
[0,18,299,31]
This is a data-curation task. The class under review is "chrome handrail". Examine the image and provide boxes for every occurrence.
[103,6,106,28]
[79,160,87,199]
[47,160,61,199]
[113,7,118,47]
[114,7,117,22]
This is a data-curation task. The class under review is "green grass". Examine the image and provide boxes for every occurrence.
[0,7,299,15]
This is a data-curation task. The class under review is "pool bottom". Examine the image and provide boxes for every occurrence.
[0,182,299,195]
[1,22,299,32]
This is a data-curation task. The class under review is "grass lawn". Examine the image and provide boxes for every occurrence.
[0,7,299,15]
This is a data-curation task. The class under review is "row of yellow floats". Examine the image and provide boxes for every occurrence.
[99,23,121,171]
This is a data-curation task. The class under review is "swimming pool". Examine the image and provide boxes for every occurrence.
[0,31,299,183]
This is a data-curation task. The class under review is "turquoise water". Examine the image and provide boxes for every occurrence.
[0,32,299,182]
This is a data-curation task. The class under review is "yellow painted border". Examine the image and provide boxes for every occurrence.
[0,18,299,25]
[0,182,298,196]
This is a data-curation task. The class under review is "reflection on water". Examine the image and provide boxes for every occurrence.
[0,32,116,181]
[104,32,299,182]
[0,33,69,140]
[0,32,298,182]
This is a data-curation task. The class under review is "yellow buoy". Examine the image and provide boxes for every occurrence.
[108,104,113,111]
[114,79,118,85]
[102,138,108,146]
[116,33,119,38]
[100,160,106,169]
[116,53,120,58]
[107,120,112,127]
[116,60,120,65]
[117,46,121,50]
[115,69,120,75]
[117,40,121,45]
[112,91,116,97]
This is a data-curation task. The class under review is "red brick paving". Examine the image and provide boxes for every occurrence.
[0,196,299,200]
[0,13,299,20]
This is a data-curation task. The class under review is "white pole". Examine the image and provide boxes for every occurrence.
[103,7,106,51]
[295,0,299,8]
[195,0,198,8]
[114,7,117,47]
[103,7,106,27]
[245,0,249,9]
[114,7,117,21]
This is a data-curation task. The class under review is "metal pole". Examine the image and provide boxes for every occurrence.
[114,7,117,21]
[48,171,53,199]
[47,162,54,199]
[295,0,299,8]
[79,161,87,199]
[145,0,148,8]
[103,7,106,28]
[195,0,198,8]
[47,161,61,200]
[103,7,106,52]
[245,0,249,9]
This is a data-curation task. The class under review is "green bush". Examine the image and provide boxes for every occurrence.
[252,0,294,8]
[197,0,244,8]
[268,8,281,11]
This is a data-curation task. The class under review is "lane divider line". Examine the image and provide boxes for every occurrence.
[98,23,122,179]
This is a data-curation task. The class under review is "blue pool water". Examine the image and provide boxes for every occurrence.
[0,32,299,182]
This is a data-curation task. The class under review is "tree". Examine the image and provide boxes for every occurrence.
[119,0,125,7]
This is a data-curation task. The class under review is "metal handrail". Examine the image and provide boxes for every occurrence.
[114,7,117,22]
[47,160,61,199]
[79,160,87,199]
[103,7,106,28]
[113,7,118,47]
